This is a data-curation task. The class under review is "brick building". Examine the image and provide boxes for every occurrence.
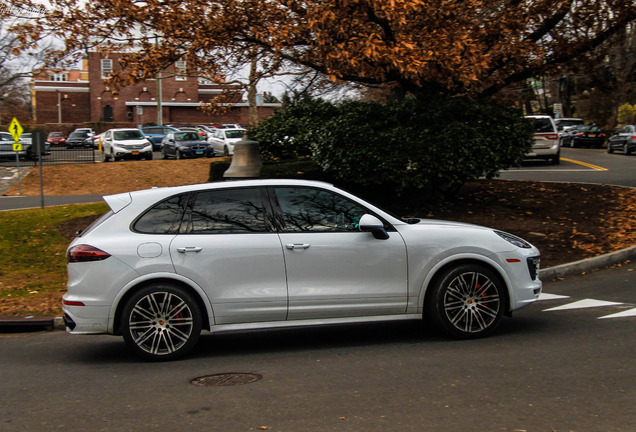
[32,52,280,126]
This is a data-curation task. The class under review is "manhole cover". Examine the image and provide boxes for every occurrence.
[191,373,263,387]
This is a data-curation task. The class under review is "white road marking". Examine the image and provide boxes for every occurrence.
[543,299,623,311]
[538,293,570,301]
[598,308,636,320]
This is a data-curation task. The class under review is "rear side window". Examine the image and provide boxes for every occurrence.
[183,188,269,234]
[134,195,189,234]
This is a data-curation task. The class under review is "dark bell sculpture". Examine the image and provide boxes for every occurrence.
[223,135,262,179]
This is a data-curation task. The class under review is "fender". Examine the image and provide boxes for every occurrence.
[412,251,513,314]
[107,272,216,334]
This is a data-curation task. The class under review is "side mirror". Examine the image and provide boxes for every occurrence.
[359,214,390,240]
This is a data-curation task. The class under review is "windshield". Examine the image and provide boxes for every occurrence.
[50,133,64,137]
[69,132,88,138]
[113,130,144,140]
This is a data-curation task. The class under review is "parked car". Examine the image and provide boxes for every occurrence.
[196,125,217,139]
[101,128,153,161]
[161,130,215,159]
[66,131,93,148]
[524,115,560,164]
[0,131,26,158]
[208,127,247,156]
[140,126,179,151]
[90,132,107,149]
[19,133,51,158]
[46,132,67,146]
[555,118,584,132]
[176,126,208,140]
[72,128,95,147]
[63,179,542,361]
[607,125,636,155]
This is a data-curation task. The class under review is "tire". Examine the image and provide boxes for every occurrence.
[427,264,505,339]
[162,148,168,159]
[624,144,630,155]
[121,284,202,361]
[146,152,153,160]
[223,146,229,156]
[552,151,560,165]
[176,150,181,160]
[607,144,613,154]
[102,150,110,162]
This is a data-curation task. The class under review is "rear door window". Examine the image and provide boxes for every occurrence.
[183,188,270,234]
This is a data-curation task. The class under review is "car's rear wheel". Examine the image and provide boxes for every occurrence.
[121,284,202,361]
[551,151,560,165]
[176,150,182,160]
[427,264,505,339]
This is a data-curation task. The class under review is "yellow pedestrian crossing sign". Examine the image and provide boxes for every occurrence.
[9,117,23,142]
[9,118,23,152]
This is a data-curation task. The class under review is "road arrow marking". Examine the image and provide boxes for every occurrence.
[543,299,623,312]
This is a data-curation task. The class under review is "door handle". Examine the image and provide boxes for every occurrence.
[177,247,202,253]
[285,243,310,250]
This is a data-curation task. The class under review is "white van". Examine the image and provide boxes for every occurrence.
[525,115,560,165]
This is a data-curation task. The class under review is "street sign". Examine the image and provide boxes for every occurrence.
[13,143,22,151]
[9,117,23,143]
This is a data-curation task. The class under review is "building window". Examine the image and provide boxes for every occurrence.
[101,59,113,79]
[49,73,67,82]
[198,76,212,85]
[175,60,187,81]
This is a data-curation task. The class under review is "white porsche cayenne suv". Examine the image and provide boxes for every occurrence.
[64,179,541,361]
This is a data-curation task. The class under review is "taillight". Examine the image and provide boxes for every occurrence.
[632,135,636,140]
[576,133,584,137]
[67,244,111,263]
[536,133,558,140]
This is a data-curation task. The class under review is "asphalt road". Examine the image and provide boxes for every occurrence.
[1,261,634,432]
[500,147,636,187]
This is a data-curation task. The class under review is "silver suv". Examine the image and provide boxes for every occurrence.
[525,115,560,165]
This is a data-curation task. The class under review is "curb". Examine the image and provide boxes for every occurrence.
[539,245,636,281]
[1,245,635,333]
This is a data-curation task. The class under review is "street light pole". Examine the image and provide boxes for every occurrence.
[155,35,163,126]
[57,90,62,123]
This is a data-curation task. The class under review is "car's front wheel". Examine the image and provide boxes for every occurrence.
[427,264,505,339]
[121,284,202,361]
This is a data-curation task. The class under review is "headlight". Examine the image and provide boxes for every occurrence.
[494,230,532,248]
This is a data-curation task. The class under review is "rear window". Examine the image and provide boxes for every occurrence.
[528,118,555,133]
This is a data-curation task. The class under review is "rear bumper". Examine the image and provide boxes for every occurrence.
[62,303,110,334]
